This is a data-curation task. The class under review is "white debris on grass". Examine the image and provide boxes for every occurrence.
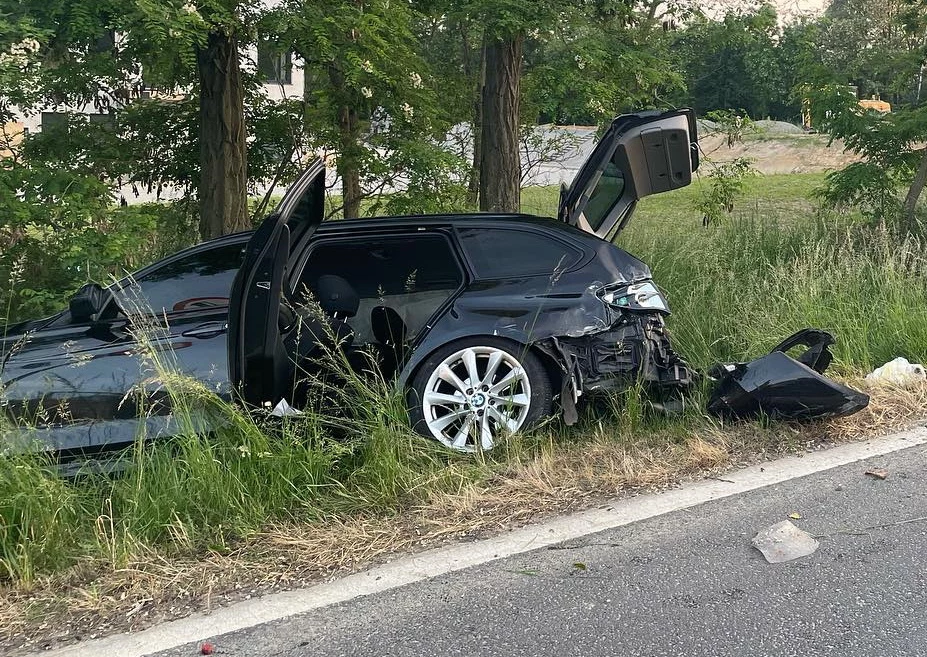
[865,357,927,389]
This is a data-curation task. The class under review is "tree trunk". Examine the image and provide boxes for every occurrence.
[479,33,523,213]
[327,61,363,220]
[338,103,363,219]
[461,26,484,207]
[903,146,927,228]
[338,107,362,219]
[196,30,249,240]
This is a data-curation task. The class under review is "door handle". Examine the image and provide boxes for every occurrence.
[181,322,228,339]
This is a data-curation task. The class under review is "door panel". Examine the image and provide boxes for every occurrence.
[228,159,326,408]
[1,307,231,453]
[559,108,698,240]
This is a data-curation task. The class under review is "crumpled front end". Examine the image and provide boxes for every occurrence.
[549,312,694,393]
[529,278,694,423]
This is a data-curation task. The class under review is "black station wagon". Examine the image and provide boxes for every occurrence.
[1,109,700,454]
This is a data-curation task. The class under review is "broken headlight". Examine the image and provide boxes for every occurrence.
[598,281,670,314]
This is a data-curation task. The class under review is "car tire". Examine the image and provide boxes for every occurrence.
[408,337,553,452]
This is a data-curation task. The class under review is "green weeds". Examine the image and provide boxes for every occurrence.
[1,173,926,589]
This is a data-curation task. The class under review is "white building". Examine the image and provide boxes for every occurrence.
[4,39,304,148]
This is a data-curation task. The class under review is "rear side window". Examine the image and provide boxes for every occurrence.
[457,228,583,279]
[584,159,626,232]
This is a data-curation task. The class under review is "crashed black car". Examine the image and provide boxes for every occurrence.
[2,109,700,455]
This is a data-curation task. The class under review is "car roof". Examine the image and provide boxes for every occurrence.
[196,213,578,249]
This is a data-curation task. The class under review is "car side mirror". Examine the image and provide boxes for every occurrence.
[69,283,106,323]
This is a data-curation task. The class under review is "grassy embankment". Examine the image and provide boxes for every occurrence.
[2,172,927,651]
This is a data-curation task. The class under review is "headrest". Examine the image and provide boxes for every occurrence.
[371,305,407,346]
[315,275,359,318]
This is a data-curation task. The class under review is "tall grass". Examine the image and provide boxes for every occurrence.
[626,213,927,372]
[1,174,927,586]
[0,305,487,582]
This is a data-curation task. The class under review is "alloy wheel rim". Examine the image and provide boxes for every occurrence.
[422,346,532,452]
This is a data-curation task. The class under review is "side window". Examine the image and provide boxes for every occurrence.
[457,228,583,279]
[114,242,246,316]
[296,233,463,344]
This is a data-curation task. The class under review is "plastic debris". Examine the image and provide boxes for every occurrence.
[865,468,889,480]
[708,329,869,421]
[865,357,926,388]
[708,328,869,420]
[200,642,215,655]
[788,512,803,520]
[752,520,820,563]
[270,398,304,417]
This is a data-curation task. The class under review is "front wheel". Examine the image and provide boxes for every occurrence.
[408,338,552,452]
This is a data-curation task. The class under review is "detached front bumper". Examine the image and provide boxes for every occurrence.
[707,329,870,421]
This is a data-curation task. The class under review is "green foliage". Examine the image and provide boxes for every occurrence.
[694,158,757,226]
[814,0,923,102]
[805,83,927,229]
[670,4,793,120]
[0,453,87,582]
[620,175,927,371]
[524,8,682,124]
[267,0,458,217]
[0,145,198,321]
[693,111,759,225]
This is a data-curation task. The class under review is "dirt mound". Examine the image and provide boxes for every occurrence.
[701,133,859,175]
[754,120,806,135]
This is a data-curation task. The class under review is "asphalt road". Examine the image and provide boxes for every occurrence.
[153,443,927,657]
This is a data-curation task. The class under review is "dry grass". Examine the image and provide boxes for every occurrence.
[1,378,924,655]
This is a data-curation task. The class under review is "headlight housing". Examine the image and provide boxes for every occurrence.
[598,281,670,314]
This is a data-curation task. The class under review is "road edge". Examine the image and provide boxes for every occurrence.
[42,425,927,657]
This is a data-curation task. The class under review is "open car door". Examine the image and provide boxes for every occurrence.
[228,158,326,409]
[559,108,698,241]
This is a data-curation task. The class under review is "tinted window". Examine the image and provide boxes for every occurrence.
[296,234,463,343]
[298,234,462,298]
[114,242,246,316]
[584,158,625,231]
[458,228,583,279]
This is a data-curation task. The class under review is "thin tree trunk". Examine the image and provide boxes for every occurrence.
[461,26,484,207]
[338,103,363,219]
[903,146,927,227]
[327,54,363,219]
[479,33,523,213]
[196,31,249,239]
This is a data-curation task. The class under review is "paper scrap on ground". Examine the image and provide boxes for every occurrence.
[752,520,820,563]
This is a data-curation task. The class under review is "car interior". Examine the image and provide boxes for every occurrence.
[290,233,464,381]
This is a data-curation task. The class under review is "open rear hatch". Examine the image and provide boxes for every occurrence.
[559,108,699,241]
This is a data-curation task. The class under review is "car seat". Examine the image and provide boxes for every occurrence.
[370,305,407,374]
[287,274,359,364]
[316,274,360,345]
